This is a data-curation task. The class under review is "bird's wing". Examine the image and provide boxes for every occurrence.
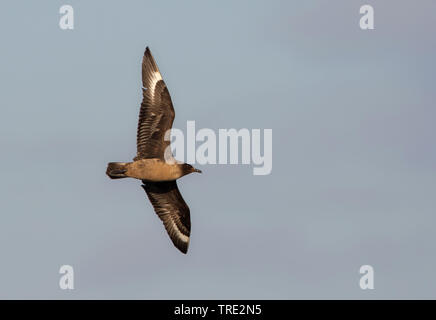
[142,180,191,254]
[134,47,175,161]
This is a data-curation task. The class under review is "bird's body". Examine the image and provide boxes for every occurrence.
[108,159,188,182]
[106,47,201,254]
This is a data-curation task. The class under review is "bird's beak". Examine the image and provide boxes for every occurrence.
[194,168,202,173]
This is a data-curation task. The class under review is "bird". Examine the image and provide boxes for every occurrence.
[106,47,202,254]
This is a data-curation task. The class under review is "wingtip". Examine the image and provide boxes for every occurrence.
[179,246,189,254]
[143,46,156,64]
[176,240,189,254]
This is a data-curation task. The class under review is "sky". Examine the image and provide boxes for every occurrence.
[0,0,435,299]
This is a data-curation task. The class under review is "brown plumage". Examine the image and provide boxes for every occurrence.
[106,47,201,254]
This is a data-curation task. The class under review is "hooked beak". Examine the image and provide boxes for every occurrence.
[194,168,202,173]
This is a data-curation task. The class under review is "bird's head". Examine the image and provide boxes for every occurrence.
[181,163,202,175]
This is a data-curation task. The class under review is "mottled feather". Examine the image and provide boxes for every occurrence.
[135,47,175,160]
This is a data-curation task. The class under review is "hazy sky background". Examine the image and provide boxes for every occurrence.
[0,1,435,299]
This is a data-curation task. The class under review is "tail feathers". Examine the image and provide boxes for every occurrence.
[106,162,128,179]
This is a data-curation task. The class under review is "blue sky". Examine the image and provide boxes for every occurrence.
[0,0,435,298]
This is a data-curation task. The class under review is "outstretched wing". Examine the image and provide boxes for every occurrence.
[135,47,175,161]
[142,180,191,254]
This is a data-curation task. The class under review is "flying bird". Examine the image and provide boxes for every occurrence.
[106,47,202,254]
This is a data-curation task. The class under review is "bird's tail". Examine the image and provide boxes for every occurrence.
[106,162,128,179]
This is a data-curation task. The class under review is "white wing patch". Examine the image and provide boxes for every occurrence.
[160,211,190,244]
[149,71,163,100]
[168,218,190,244]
